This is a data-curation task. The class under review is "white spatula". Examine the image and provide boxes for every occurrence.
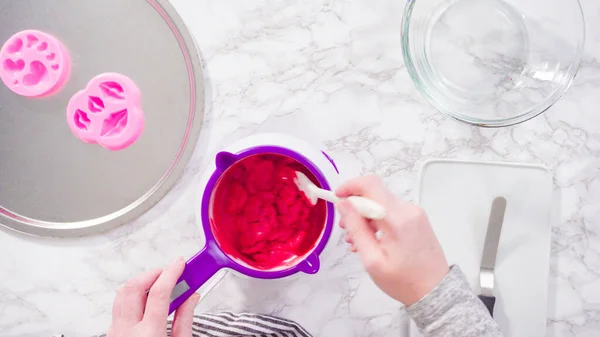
[294,171,386,220]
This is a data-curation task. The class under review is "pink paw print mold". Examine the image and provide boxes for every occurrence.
[66,73,144,151]
[0,30,70,97]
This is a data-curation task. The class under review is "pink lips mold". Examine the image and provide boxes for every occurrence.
[0,30,70,97]
[66,73,144,151]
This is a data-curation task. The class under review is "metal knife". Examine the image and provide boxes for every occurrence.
[478,196,507,317]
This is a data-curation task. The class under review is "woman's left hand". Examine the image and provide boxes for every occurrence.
[107,257,200,337]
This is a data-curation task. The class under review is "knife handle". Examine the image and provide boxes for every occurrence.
[478,295,495,317]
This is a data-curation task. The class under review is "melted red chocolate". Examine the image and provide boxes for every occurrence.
[210,153,326,270]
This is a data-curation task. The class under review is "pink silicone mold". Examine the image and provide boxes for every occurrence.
[0,30,70,97]
[66,73,144,151]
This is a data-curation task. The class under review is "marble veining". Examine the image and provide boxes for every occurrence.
[1,0,600,336]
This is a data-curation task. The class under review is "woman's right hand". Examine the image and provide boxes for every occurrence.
[336,175,449,306]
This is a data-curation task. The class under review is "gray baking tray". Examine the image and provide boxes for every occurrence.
[0,0,205,236]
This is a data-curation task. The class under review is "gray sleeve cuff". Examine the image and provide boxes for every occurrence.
[407,265,467,326]
[407,265,503,337]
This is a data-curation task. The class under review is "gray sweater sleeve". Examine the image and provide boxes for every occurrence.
[407,265,503,337]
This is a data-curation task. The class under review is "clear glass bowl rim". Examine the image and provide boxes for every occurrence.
[400,0,586,127]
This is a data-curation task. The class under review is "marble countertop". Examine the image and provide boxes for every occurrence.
[2,0,600,336]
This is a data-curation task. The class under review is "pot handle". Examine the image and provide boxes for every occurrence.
[298,253,321,274]
[168,244,225,315]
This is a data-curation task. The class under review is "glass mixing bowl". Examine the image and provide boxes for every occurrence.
[401,0,585,127]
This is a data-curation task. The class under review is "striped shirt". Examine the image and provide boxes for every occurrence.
[168,312,311,337]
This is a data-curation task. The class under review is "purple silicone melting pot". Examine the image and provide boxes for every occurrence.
[168,145,337,314]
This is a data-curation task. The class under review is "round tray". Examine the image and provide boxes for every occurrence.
[0,0,205,237]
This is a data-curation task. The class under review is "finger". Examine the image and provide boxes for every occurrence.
[144,257,186,325]
[345,232,353,243]
[366,220,379,233]
[336,175,390,200]
[112,268,162,326]
[344,216,378,234]
[338,200,384,269]
[345,223,378,245]
[336,176,398,215]
[336,175,413,230]
[171,293,201,337]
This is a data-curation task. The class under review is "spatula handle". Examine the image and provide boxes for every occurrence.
[346,196,386,220]
[309,184,386,220]
[478,295,496,317]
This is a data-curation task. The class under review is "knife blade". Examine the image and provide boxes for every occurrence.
[478,196,507,317]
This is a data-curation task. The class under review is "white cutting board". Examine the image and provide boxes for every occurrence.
[409,160,553,337]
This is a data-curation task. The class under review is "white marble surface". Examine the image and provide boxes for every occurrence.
[2,0,600,336]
